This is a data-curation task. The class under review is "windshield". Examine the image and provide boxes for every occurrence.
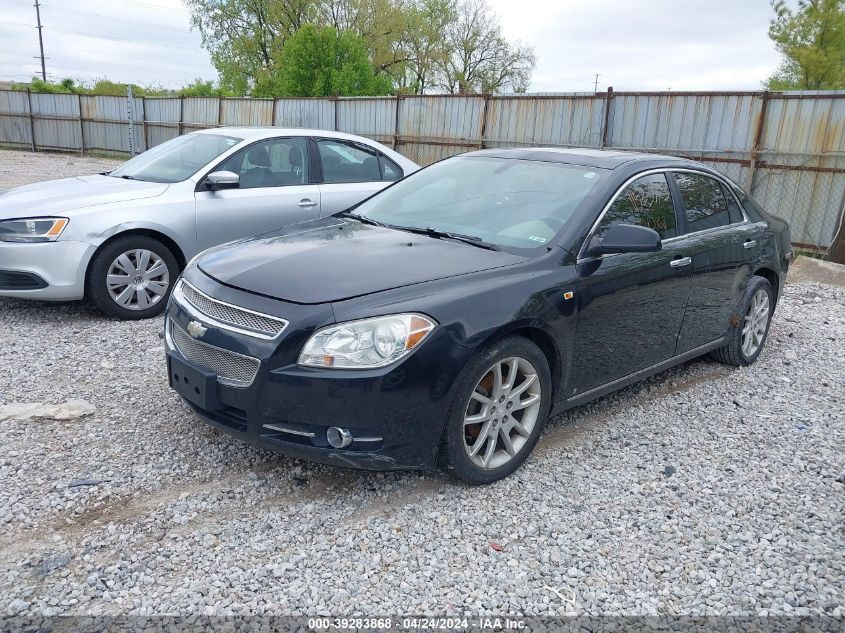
[353,156,606,251]
[109,133,242,183]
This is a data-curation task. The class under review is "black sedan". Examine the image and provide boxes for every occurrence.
[164,148,791,484]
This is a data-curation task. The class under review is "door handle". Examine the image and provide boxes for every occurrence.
[744,240,757,249]
[670,256,692,268]
[298,198,318,208]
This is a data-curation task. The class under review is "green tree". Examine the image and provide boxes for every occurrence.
[179,78,233,96]
[436,0,535,93]
[14,77,80,94]
[185,0,312,94]
[766,0,845,90]
[183,0,535,95]
[395,0,455,93]
[254,24,391,96]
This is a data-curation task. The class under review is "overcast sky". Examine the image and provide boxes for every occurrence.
[0,0,783,92]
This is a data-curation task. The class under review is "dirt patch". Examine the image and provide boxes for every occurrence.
[788,256,845,288]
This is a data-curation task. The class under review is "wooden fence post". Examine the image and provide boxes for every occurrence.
[26,89,36,152]
[333,96,339,131]
[77,93,85,156]
[141,96,149,152]
[747,90,771,192]
[600,86,613,148]
[828,189,845,264]
[393,95,401,150]
[478,94,490,149]
[178,96,184,136]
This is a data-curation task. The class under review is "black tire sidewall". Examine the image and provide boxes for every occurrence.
[87,236,179,320]
[441,336,552,485]
[734,276,774,365]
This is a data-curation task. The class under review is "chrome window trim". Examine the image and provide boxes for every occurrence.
[577,167,751,261]
[172,279,288,340]
[670,168,750,226]
[577,168,670,261]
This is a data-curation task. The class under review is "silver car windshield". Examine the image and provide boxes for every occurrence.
[109,133,242,183]
[354,156,606,251]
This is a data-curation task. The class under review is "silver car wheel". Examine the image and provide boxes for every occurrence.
[741,288,770,357]
[463,356,542,470]
[106,249,170,311]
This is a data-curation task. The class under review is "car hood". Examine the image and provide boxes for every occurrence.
[198,217,525,304]
[0,174,169,219]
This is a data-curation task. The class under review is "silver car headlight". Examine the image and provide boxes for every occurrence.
[298,313,437,369]
[0,217,68,242]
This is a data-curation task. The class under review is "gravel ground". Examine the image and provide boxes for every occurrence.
[0,149,843,618]
[0,149,122,189]
[0,280,842,618]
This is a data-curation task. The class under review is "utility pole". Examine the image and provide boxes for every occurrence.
[34,0,46,81]
[593,73,601,93]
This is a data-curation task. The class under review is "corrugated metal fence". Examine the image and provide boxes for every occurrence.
[1,89,843,250]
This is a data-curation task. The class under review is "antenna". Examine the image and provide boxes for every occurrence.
[34,0,46,81]
[593,73,601,93]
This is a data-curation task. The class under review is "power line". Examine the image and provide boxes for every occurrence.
[47,26,206,51]
[3,21,205,52]
[40,4,192,33]
[107,0,190,13]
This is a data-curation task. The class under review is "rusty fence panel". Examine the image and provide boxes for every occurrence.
[336,97,397,148]
[143,97,181,147]
[273,98,335,129]
[0,91,32,148]
[0,89,842,249]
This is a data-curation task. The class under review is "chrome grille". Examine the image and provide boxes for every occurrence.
[175,279,287,338]
[170,320,260,388]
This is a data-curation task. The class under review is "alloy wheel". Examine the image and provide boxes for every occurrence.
[741,288,770,357]
[106,248,170,311]
[463,356,543,470]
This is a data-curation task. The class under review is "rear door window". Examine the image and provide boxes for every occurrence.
[317,139,383,183]
[721,183,745,224]
[599,173,677,239]
[674,172,732,232]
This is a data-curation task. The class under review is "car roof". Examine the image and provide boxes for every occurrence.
[195,126,377,143]
[460,147,693,169]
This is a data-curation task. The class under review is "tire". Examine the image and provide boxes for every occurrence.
[710,275,774,367]
[439,336,552,485]
[87,235,179,320]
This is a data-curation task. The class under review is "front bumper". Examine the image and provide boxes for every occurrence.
[165,273,474,472]
[0,240,95,300]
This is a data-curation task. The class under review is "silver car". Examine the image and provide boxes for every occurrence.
[0,128,418,319]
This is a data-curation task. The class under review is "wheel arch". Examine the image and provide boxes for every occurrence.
[751,265,781,305]
[473,323,563,404]
[84,228,187,295]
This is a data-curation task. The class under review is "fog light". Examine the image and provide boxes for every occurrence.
[327,427,352,449]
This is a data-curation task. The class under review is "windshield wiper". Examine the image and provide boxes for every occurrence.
[99,170,112,176]
[336,210,387,227]
[390,225,499,251]
[119,174,138,180]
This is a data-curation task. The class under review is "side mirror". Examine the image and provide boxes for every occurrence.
[205,170,240,190]
[586,223,661,256]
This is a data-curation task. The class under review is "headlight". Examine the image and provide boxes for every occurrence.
[0,217,68,242]
[298,313,436,369]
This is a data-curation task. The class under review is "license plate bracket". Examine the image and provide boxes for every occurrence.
[167,354,222,411]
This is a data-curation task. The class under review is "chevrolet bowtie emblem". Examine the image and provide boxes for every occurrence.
[187,320,208,339]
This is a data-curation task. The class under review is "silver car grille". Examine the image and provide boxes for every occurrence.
[170,320,260,388]
[174,279,287,339]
